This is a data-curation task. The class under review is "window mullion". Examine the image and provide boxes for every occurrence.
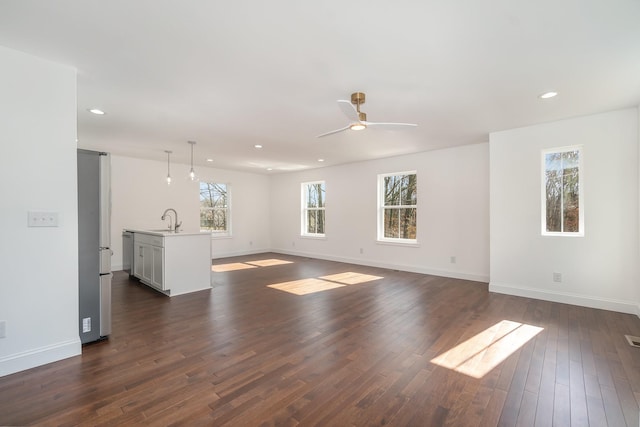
[560,155,564,233]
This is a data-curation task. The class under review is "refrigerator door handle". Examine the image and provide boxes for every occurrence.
[99,272,112,337]
[99,153,111,248]
[99,247,112,275]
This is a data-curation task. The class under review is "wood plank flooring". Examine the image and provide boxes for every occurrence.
[1,253,639,426]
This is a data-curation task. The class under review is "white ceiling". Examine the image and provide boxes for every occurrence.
[1,1,639,173]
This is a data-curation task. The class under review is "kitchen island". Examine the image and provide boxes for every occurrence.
[126,229,211,296]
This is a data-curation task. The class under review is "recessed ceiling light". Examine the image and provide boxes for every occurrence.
[266,167,273,171]
[539,91,558,99]
[318,159,325,162]
[206,158,213,162]
[254,144,263,149]
[88,108,106,115]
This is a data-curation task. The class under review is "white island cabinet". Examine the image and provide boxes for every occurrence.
[128,229,211,296]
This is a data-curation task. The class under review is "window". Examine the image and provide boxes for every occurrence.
[301,181,325,236]
[378,172,417,243]
[542,146,583,236]
[200,182,230,235]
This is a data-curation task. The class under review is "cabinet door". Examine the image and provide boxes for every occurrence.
[142,244,153,283]
[151,246,164,290]
[134,244,144,278]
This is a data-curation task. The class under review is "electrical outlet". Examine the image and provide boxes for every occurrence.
[553,272,562,283]
[450,256,456,264]
[249,240,253,246]
[82,317,91,333]
[0,320,6,338]
[359,248,363,254]
[292,241,295,247]
[27,211,59,227]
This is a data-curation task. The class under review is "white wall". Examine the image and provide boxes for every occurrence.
[490,108,640,315]
[269,143,490,282]
[0,47,80,376]
[110,155,271,269]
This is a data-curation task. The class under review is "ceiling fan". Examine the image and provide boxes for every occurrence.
[317,92,417,138]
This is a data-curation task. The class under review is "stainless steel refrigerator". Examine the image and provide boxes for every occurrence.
[78,149,112,344]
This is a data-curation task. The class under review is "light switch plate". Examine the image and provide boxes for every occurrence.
[28,211,59,227]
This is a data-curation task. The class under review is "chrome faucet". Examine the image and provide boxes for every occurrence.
[160,208,182,232]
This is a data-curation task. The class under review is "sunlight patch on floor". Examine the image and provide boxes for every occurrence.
[268,271,385,295]
[211,263,258,272]
[319,272,384,285]
[246,259,293,267]
[430,320,544,378]
[212,258,293,272]
[268,278,345,295]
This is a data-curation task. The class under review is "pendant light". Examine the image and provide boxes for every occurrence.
[187,141,197,181]
[165,150,172,185]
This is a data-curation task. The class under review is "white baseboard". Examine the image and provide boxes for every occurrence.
[272,249,489,283]
[0,339,81,377]
[489,282,640,317]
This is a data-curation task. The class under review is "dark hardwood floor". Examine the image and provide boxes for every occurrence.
[1,253,639,426]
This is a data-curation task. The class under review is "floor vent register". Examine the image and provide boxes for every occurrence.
[624,335,640,348]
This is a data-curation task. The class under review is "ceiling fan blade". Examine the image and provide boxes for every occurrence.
[337,100,360,122]
[316,124,351,138]
[364,122,418,130]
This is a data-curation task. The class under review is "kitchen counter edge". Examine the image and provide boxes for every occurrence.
[124,229,211,237]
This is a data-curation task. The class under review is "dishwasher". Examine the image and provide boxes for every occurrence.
[122,231,134,276]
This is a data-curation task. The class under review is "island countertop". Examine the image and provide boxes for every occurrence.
[124,228,211,237]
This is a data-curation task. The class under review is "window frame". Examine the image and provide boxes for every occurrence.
[199,181,231,237]
[377,171,418,245]
[541,145,584,237]
[301,180,326,237]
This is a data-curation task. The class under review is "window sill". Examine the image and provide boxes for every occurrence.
[541,228,584,237]
[300,234,326,240]
[376,239,420,248]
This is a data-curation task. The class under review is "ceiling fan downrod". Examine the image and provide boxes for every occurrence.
[351,92,367,121]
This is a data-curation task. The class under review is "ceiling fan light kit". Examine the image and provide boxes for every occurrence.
[317,92,417,138]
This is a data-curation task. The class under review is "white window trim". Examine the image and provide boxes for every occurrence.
[301,180,326,237]
[200,182,232,237]
[540,145,584,237]
[377,171,418,244]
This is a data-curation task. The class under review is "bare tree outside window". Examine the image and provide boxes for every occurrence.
[543,147,582,235]
[302,181,325,235]
[379,172,417,241]
[200,182,229,234]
